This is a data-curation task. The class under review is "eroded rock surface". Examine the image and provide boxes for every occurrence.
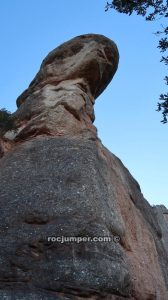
[0,137,13,159]
[14,34,119,141]
[0,34,167,299]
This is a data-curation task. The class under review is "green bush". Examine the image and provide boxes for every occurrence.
[0,108,17,137]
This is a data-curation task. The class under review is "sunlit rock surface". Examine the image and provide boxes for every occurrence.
[14,34,118,141]
[0,34,167,300]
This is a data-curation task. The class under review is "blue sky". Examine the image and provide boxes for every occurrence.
[0,0,167,207]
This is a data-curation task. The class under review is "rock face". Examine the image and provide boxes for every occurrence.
[0,34,168,300]
[14,34,119,141]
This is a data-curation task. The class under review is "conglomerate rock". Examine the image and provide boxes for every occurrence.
[14,34,119,141]
[0,34,167,300]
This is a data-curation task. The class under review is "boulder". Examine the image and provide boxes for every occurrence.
[14,34,119,141]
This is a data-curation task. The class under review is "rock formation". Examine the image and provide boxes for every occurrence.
[0,34,168,300]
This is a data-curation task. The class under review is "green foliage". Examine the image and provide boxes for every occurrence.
[105,1,168,18]
[157,93,168,123]
[0,108,16,137]
[105,0,168,123]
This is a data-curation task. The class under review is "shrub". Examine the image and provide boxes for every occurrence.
[0,108,17,137]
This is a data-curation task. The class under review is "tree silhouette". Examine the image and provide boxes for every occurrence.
[105,0,168,123]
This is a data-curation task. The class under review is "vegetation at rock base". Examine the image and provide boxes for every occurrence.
[105,0,168,123]
[0,108,17,137]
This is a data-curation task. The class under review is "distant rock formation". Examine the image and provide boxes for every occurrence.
[0,34,167,300]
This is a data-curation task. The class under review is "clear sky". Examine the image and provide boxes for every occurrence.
[0,0,167,207]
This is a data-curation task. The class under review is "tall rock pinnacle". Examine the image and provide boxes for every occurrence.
[0,34,168,299]
[14,34,119,140]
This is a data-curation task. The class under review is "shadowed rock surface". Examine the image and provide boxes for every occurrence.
[0,34,168,300]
